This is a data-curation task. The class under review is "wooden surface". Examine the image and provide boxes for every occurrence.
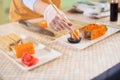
[0,12,120,80]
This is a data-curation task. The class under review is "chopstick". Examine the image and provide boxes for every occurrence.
[49,0,65,19]
[48,0,79,40]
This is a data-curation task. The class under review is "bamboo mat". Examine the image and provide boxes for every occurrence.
[32,20,88,41]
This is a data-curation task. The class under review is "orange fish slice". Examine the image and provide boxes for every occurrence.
[70,29,80,40]
[39,20,48,28]
[12,42,35,58]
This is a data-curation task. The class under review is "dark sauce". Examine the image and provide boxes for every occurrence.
[68,37,81,43]
[110,3,118,21]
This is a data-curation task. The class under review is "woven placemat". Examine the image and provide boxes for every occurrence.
[0,21,120,80]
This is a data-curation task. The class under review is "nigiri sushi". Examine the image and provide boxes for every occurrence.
[68,29,81,43]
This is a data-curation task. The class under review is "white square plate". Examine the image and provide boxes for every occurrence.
[0,35,62,71]
[57,25,120,49]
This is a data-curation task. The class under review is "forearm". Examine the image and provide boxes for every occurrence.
[22,0,49,15]
[34,0,49,15]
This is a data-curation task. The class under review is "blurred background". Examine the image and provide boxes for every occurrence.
[0,0,107,25]
[0,0,10,24]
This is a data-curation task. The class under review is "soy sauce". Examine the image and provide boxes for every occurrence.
[110,2,118,21]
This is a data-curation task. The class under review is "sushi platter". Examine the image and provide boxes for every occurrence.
[0,33,62,71]
[56,24,120,49]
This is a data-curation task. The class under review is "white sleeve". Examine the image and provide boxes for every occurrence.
[21,0,37,10]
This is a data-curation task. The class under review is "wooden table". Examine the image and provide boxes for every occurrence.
[0,12,120,80]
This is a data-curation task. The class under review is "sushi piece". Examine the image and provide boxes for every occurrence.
[21,52,39,67]
[39,20,48,28]
[80,24,107,40]
[68,29,81,43]
[12,42,35,58]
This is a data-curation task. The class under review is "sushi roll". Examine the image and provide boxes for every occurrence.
[0,36,15,51]
[0,33,23,52]
[7,33,23,45]
[80,24,107,40]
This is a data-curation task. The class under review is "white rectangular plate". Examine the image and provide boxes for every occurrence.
[0,35,62,71]
[57,25,120,49]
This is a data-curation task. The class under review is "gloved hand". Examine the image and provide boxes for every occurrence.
[44,5,72,31]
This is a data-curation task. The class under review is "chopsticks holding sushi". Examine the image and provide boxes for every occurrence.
[48,0,80,40]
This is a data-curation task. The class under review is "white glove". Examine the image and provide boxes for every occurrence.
[44,5,72,31]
